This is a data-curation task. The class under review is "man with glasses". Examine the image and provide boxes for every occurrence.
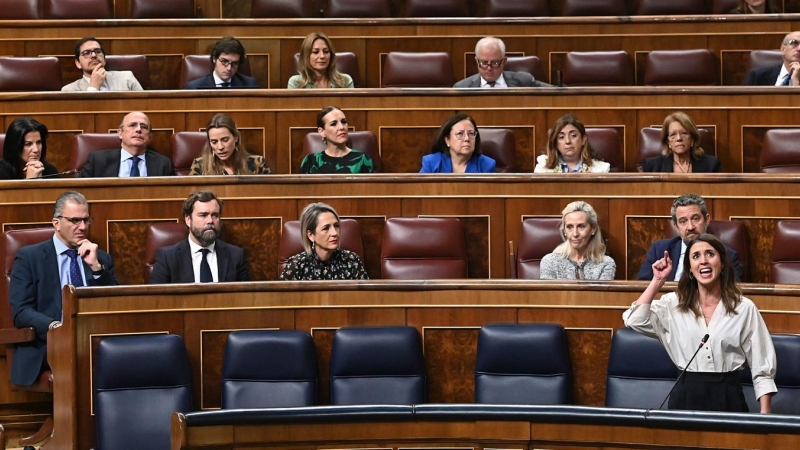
[185,36,258,89]
[9,191,117,386]
[454,37,551,88]
[62,37,143,92]
[79,111,175,177]
[744,31,800,86]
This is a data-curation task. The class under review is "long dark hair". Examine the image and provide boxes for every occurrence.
[2,117,49,178]
[676,233,741,318]
[429,113,482,155]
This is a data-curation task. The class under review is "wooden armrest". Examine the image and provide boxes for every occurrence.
[0,326,35,345]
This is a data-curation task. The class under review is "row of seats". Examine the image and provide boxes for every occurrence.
[3,0,193,20]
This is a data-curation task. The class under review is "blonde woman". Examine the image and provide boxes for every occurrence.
[189,113,270,175]
[287,32,354,89]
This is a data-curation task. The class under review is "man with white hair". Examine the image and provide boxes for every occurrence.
[744,31,800,86]
[454,37,551,88]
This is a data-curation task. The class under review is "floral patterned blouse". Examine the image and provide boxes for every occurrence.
[279,248,369,280]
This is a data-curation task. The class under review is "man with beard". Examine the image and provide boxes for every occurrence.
[62,37,143,92]
[637,193,743,281]
[149,191,250,283]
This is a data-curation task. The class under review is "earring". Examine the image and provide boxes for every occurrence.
[322,137,327,145]
[689,273,694,280]
[591,233,595,236]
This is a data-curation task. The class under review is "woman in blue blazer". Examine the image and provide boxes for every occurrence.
[420,113,496,173]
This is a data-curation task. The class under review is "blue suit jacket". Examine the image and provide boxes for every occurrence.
[148,238,250,284]
[184,73,258,89]
[9,238,116,385]
[420,152,496,173]
[637,236,743,282]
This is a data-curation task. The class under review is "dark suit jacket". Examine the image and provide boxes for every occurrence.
[184,73,258,89]
[642,154,721,173]
[744,65,782,86]
[148,238,250,284]
[79,148,175,178]
[637,236,743,282]
[453,71,552,88]
[9,238,116,385]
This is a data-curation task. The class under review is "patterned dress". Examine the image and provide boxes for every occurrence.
[300,150,374,174]
[189,154,271,175]
[279,249,369,280]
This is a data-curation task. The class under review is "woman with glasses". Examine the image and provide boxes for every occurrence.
[534,115,609,173]
[730,0,781,14]
[301,106,374,174]
[288,32,354,89]
[0,118,59,180]
[642,112,721,173]
[189,113,270,176]
[540,201,616,280]
[420,113,496,173]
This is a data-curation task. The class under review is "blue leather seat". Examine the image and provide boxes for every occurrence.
[330,326,425,405]
[475,323,571,404]
[740,334,800,414]
[606,328,678,408]
[222,330,317,409]
[94,334,193,450]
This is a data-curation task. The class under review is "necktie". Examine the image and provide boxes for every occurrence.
[220,81,231,88]
[129,156,141,177]
[199,248,213,283]
[487,81,496,88]
[781,74,791,86]
[66,249,84,287]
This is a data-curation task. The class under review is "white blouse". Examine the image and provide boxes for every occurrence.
[623,292,777,401]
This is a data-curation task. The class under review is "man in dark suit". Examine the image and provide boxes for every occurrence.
[185,36,258,89]
[454,37,551,88]
[637,194,742,282]
[9,191,117,386]
[744,31,800,86]
[79,111,175,177]
[149,191,250,284]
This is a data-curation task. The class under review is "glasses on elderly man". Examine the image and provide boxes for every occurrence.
[476,58,505,69]
[783,39,800,49]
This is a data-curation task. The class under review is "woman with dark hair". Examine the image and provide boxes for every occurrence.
[0,118,59,180]
[642,112,721,173]
[420,113,495,173]
[534,115,609,173]
[279,202,368,280]
[300,106,374,174]
[730,0,781,14]
[189,113,270,175]
[288,32,353,89]
[624,233,776,413]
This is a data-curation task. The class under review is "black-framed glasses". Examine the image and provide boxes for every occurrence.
[57,216,93,225]
[79,48,104,58]
[783,39,800,49]
[476,58,504,69]
[218,57,240,68]
[453,130,478,140]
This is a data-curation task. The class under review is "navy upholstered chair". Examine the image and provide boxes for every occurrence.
[330,326,425,405]
[606,328,678,408]
[740,334,800,414]
[475,323,572,404]
[94,334,193,450]
[222,330,318,409]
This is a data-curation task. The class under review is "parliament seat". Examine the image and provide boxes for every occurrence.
[293,52,362,88]
[486,0,549,16]
[380,217,468,279]
[644,50,717,86]
[760,129,800,173]
[70,133,120,172]
[505,55,545,83]
[330,326,425,405]
[713,0,738,13]
[171,131,206,175]
[222,330,317,409]
[302,131,382,172]
[0,57,62,92]
[512,217,562,279]
[251,0,309,17]
[770,220,800,284]
[144,222,189,282]
[475,323,571,404]
[561,51,633,87]
[278,219,365,274]
[586,128,623,172]
[326,0,391,17]
[748,50,783,73]
[561,0,626,16]
[708,220,749,281]
[94,334,193,450]
[44,0,113,19]
[180,55,253,89]
[405,0,469,17]
[741,334,800,414]
[382,52,454,88]
[637,0,705,15]
[478,128,517,173]
[606,328,678,409]
[636,126,717,171]
[105,55,152,90]
[129,0,194,18]
[0,0,40,19]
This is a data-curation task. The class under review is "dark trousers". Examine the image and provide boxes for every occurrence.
[669,371,748,412]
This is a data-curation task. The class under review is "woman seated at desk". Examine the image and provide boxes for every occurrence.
[279,202,369,280]
[288,32,354,89]
[540,201,616,280]
[300,106,374,174]
[642,112,721,173]
[534,115,609,173]
[189,113,270,175]
[0,118,59,179]
[420,113,496,173]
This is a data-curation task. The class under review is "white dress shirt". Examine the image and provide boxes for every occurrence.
[83,75,109,92]
[775,65,791,86]
[117,148,147,177]
[481,74,507,88]
[674,241,687,281]
[188,238,218,282]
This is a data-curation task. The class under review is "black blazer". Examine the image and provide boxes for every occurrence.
[148,238,250,284]
[744,65,782,86]
[642,154,721,173]
[184,73,258,89]
[79,148,175,178]
[637,236,743,282]
[9,238,116,385]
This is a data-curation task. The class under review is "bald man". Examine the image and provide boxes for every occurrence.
[744,31,800,86]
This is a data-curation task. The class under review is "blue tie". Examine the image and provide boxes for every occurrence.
[781,74,791,86]
[199,249,212,283]
[129,156,141,177]
[65,249,84,287]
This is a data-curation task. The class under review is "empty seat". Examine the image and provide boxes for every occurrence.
[171,131,206,175]
[0,0,40,19]
[760,129,800,173]
[741,334,800,414]
[606,328,678,408]
[278,219,365,274]
[513,217,562,279]
[302,131,382,172]
[486,0,549,16]
[561,0,626,16]
[637,0,705,15]
[381,217,468,279]
[586,128,623,172]
[713,0,738,13]
[478,128,516,173]
[70,133,121,172]
[44,0,113,19]
[222,330,317,409]
[405,0,469,17]
[505,55,545,83]
[561,51,633,87]
[105,55,152,90]
[382,52,453,88]
[475,323,571,404]
[748,50,783,72]
[636,126,716,171]
[251,0,308,17]
[326,0,391,17]
[770,220,800,284]
[129,0,194,18]
[94,334,193,450]
[0,57,62,92]
[707,220,749,282]
[180,55,253,89]
[144,222,189,282]
[330,326,425,405]
[293,51,362,88]
[644,50,717,86]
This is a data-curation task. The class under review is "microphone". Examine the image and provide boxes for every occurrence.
[657,333,709,410]
[41,169,78,179]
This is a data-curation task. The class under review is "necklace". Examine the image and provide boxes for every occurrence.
[673,160,691,173]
